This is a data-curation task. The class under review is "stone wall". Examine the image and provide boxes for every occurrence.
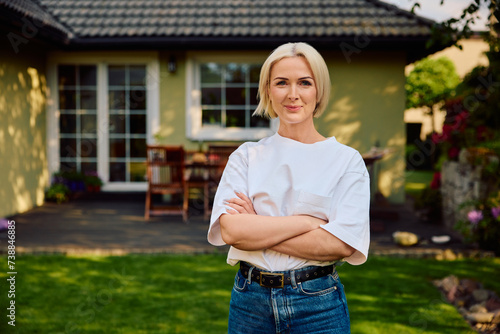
[441,161,489,229]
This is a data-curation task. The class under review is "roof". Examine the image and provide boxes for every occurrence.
[1,0,440,57]
[0,0,72,43]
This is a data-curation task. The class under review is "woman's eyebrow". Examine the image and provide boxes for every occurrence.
[272,77,288,81]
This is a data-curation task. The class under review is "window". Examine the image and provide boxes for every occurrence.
[187,55,277,141]
[58,65,98,174]
[200,63,269,128]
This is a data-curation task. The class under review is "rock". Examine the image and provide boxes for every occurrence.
[440,275,459,293]
[461,279,481,294]
[486,297,500,312]
[473,289,490,303]
[441,249,457,261]
[492,310,500,324]
[466,312,494,323]
[470,304,488,313]
[392,231,419,246]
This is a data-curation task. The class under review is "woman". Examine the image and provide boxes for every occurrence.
[208,42,370,334]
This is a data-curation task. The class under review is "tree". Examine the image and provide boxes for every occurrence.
[405,57,461,133]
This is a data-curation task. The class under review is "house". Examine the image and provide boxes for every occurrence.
[0,0,442,218]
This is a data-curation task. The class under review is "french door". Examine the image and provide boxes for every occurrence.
[49,54,159,190]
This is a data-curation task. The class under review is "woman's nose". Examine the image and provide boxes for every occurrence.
[288,85,298,100]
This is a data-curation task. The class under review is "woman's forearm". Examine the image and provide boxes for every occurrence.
[270,228,355,262]
[220,213,320,251]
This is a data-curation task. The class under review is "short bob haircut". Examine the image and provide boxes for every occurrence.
[253,42,331,119]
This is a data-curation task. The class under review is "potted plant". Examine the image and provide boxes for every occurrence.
[84,172,103,192]
[45,183,71,204]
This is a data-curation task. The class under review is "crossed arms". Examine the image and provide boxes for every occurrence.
[220,192,355,262]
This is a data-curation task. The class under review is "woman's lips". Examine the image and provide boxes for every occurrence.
[285,105,301,111]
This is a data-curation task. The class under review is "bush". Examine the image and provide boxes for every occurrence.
[45,183,70,204]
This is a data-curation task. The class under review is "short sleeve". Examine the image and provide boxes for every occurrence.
[320,153,370,265]
[207,146,249,246]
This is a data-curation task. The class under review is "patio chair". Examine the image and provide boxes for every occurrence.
[145,145,188,222]
[207,144,239,186]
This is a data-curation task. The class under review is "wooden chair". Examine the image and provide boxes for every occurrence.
[206,145,239,204]
[145,145,188,222]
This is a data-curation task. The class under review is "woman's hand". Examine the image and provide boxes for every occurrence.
[224,191,257,215]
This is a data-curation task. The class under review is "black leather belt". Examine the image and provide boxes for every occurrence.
[239,262,334,288]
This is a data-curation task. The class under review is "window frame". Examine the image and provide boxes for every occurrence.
[46,51,160,191]
[186,52,278,141]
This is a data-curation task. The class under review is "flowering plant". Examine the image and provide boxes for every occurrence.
[455,190,500,255]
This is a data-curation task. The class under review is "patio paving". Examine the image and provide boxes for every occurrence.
[1,192,472,257]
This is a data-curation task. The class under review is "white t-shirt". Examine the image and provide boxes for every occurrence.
[207,132,370,271]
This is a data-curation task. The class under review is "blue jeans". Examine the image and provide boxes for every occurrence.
[228,265,351,334]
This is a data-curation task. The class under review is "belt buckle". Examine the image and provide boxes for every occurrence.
[259,271,284,288]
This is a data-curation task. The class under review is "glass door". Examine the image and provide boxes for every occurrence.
[107,65,148,183]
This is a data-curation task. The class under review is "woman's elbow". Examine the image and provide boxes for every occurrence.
[220,215,237,245]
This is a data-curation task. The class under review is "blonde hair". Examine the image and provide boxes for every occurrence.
[253,42,331,119]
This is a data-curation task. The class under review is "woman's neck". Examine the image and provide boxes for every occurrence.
[277,124,325,144]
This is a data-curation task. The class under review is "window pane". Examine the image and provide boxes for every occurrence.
[60,138,77,158]
[109,114,125,133]
[79,66,97,86]
[60,114,76,134]
[251,115,270,128]
[58,65,76,87]
[109,162,126,181]
[250,87,259,105]
[81,114,97,134]
[109,89,126,109]
[80,90,97,109]
[109,138,126,158]
[130,138,146,158]
[226,64,247,83]
[202,109,221,125]
[60,161,77,173]
[201,63,222,83]
[130,65,146,86]
[130,88,146,110]
[130,114,146,134]
[226,110,246,127]
[226,87,245,105]
[201,87,221,105]
[81,162,97,175]
[249,65,261,83]
[129,162,146,182]
[108,65,126,86]
[59,90,76,110]
[80,138,97,158]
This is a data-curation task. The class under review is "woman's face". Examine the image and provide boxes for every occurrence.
[268,56,317,126]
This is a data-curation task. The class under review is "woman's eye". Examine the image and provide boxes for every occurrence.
[276,80,286,86]
[300,80,312,86]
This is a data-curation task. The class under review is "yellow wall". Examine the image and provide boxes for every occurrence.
[158,50,407,203]
[0,45,49,217]
[318,51,407,203]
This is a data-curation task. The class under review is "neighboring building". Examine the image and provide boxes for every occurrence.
[405,34,490,141]
[0,0,442,217]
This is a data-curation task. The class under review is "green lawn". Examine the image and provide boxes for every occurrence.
[405,170,435,198]
[1,254,499,334]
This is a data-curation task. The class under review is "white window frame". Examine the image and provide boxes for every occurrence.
[46,51,160,191]
[186,52,278,141]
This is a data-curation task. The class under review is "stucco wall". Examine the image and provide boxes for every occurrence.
[158,50,406,203]
[0,42,49,218]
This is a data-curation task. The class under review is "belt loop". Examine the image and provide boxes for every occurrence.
[290,269,297,289]
[247,266,254,284]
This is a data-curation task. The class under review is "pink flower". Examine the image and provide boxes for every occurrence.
[467,210,483,224]
[492,207,500,220]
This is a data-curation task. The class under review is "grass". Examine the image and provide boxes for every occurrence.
[1,254,500,334]
[405,170,435,198]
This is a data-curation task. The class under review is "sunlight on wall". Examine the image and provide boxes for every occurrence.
[0,57,48,217]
